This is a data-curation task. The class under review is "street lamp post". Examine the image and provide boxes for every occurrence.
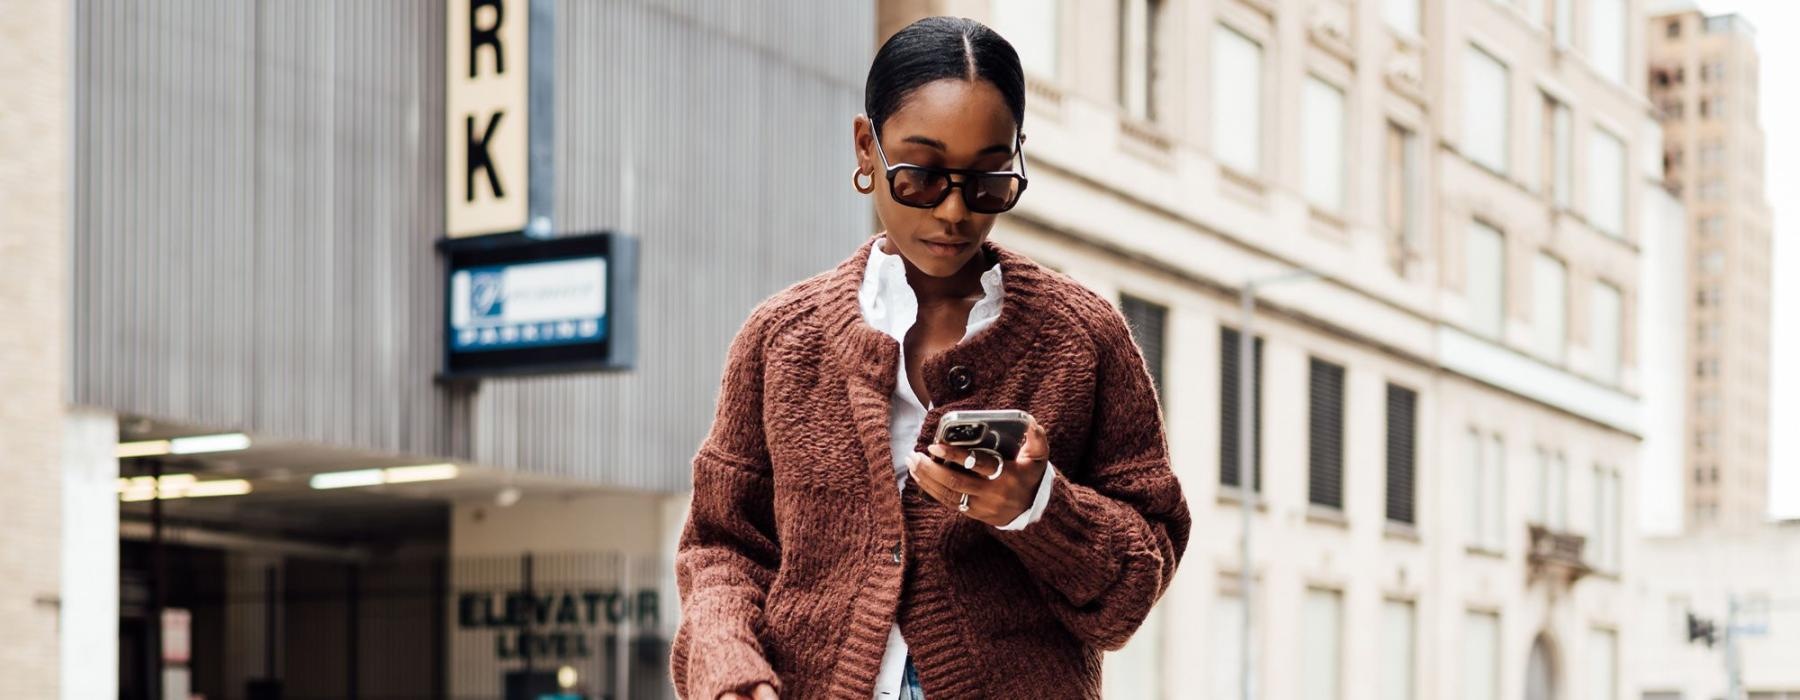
[1239,269,1317,700]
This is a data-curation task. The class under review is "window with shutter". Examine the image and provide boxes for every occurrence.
[1121,295,1168,397]
[1309,357,1346,509]
[1220,326,1264,490]
[1386,383,1418,524]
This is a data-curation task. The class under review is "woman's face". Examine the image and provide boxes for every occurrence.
[855,79,1020,278]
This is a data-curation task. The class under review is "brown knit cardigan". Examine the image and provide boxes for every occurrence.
[671,239,1190,699]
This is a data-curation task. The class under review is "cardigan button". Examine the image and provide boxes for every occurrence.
[946,365,975,396]
[890,543,902,563]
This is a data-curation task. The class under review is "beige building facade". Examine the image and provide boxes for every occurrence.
[0,0,72,695]
[879,0,1653,697]
[1646,4,1773,532]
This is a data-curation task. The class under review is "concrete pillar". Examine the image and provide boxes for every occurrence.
[62,408,119,699]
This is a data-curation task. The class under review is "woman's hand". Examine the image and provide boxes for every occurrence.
[718,683,779,700]
[906,417,1051,526]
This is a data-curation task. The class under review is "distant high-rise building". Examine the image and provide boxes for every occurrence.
[1647,5,1774,531]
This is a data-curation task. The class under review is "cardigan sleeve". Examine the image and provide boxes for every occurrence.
[670,306,784,699]
[990,304,1192,651]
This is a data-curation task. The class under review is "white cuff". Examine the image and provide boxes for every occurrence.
[996,462,1058,531]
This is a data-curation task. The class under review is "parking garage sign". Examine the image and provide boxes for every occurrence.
[442,232,638,378]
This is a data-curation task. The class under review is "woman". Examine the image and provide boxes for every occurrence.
[671,16,1190,700]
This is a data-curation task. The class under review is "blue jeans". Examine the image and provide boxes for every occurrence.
[902,655,925,700]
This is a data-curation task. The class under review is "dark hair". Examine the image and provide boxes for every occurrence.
[864,16,1026,134]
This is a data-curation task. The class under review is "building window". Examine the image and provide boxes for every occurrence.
[1532,253,1567,360]
[1702,59,1725,82]
[1308,358,1347,510]
[1120,295,1168,396]
[1103,604,1165,698]
[1592,467,1621,570]
[1587,0,1628,84]
[991,0,1060,80]
[1303,75,1348,213]
[1696,502,1717,524]
[1698,95,1727,120]
[1467,428,1506,551]
[1385,121,1421,254]
[1463,611,1501,700]
[1302,589,1344,700]
[1213,24,1263,175]
[1551,0,1574,45]
[1118,0,1163,122]
[1589,127,1628,238]
[1386,384,1418,525]
[1699,250,1726,275]
[1588,629,1619,700]
[1383,0,1421,36]
[1221,326,1264,491]
[1667,18,1681,38]
[1696,286,1722,307]
[1381,600,1417,700]
[1466,221,1506,338]
[1542,94,1572,207]
[1591,281,1623,384]
[1700,142,1725,168]
[1700,216,1724,239]
[1697,322,1720,344]
[1695,358,1719,379]
[1532,447,1569,529]
[1464,45,1511,174]
[1212,593,1247,699]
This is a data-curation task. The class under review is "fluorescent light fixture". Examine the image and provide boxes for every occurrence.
[117,474,252,501]
[116,433,251,459]
[310,469,385,490]
[119,476,160,502]
[309,463,461,490]
[169,433,251,454]
[156,473,197,490]
[183,479,253,498]
[383,463,459,484]
[116,440,173,459]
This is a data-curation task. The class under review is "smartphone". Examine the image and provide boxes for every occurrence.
[934,409,1032,463]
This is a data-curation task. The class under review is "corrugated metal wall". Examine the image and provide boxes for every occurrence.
[74,0,873,492]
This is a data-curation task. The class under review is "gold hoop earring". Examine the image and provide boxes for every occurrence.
[852,167,874,194]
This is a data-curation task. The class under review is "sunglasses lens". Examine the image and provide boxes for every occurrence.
[968,175,1023,213]
[890,167,949,207]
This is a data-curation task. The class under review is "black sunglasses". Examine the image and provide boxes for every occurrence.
[871,128,1030,214]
